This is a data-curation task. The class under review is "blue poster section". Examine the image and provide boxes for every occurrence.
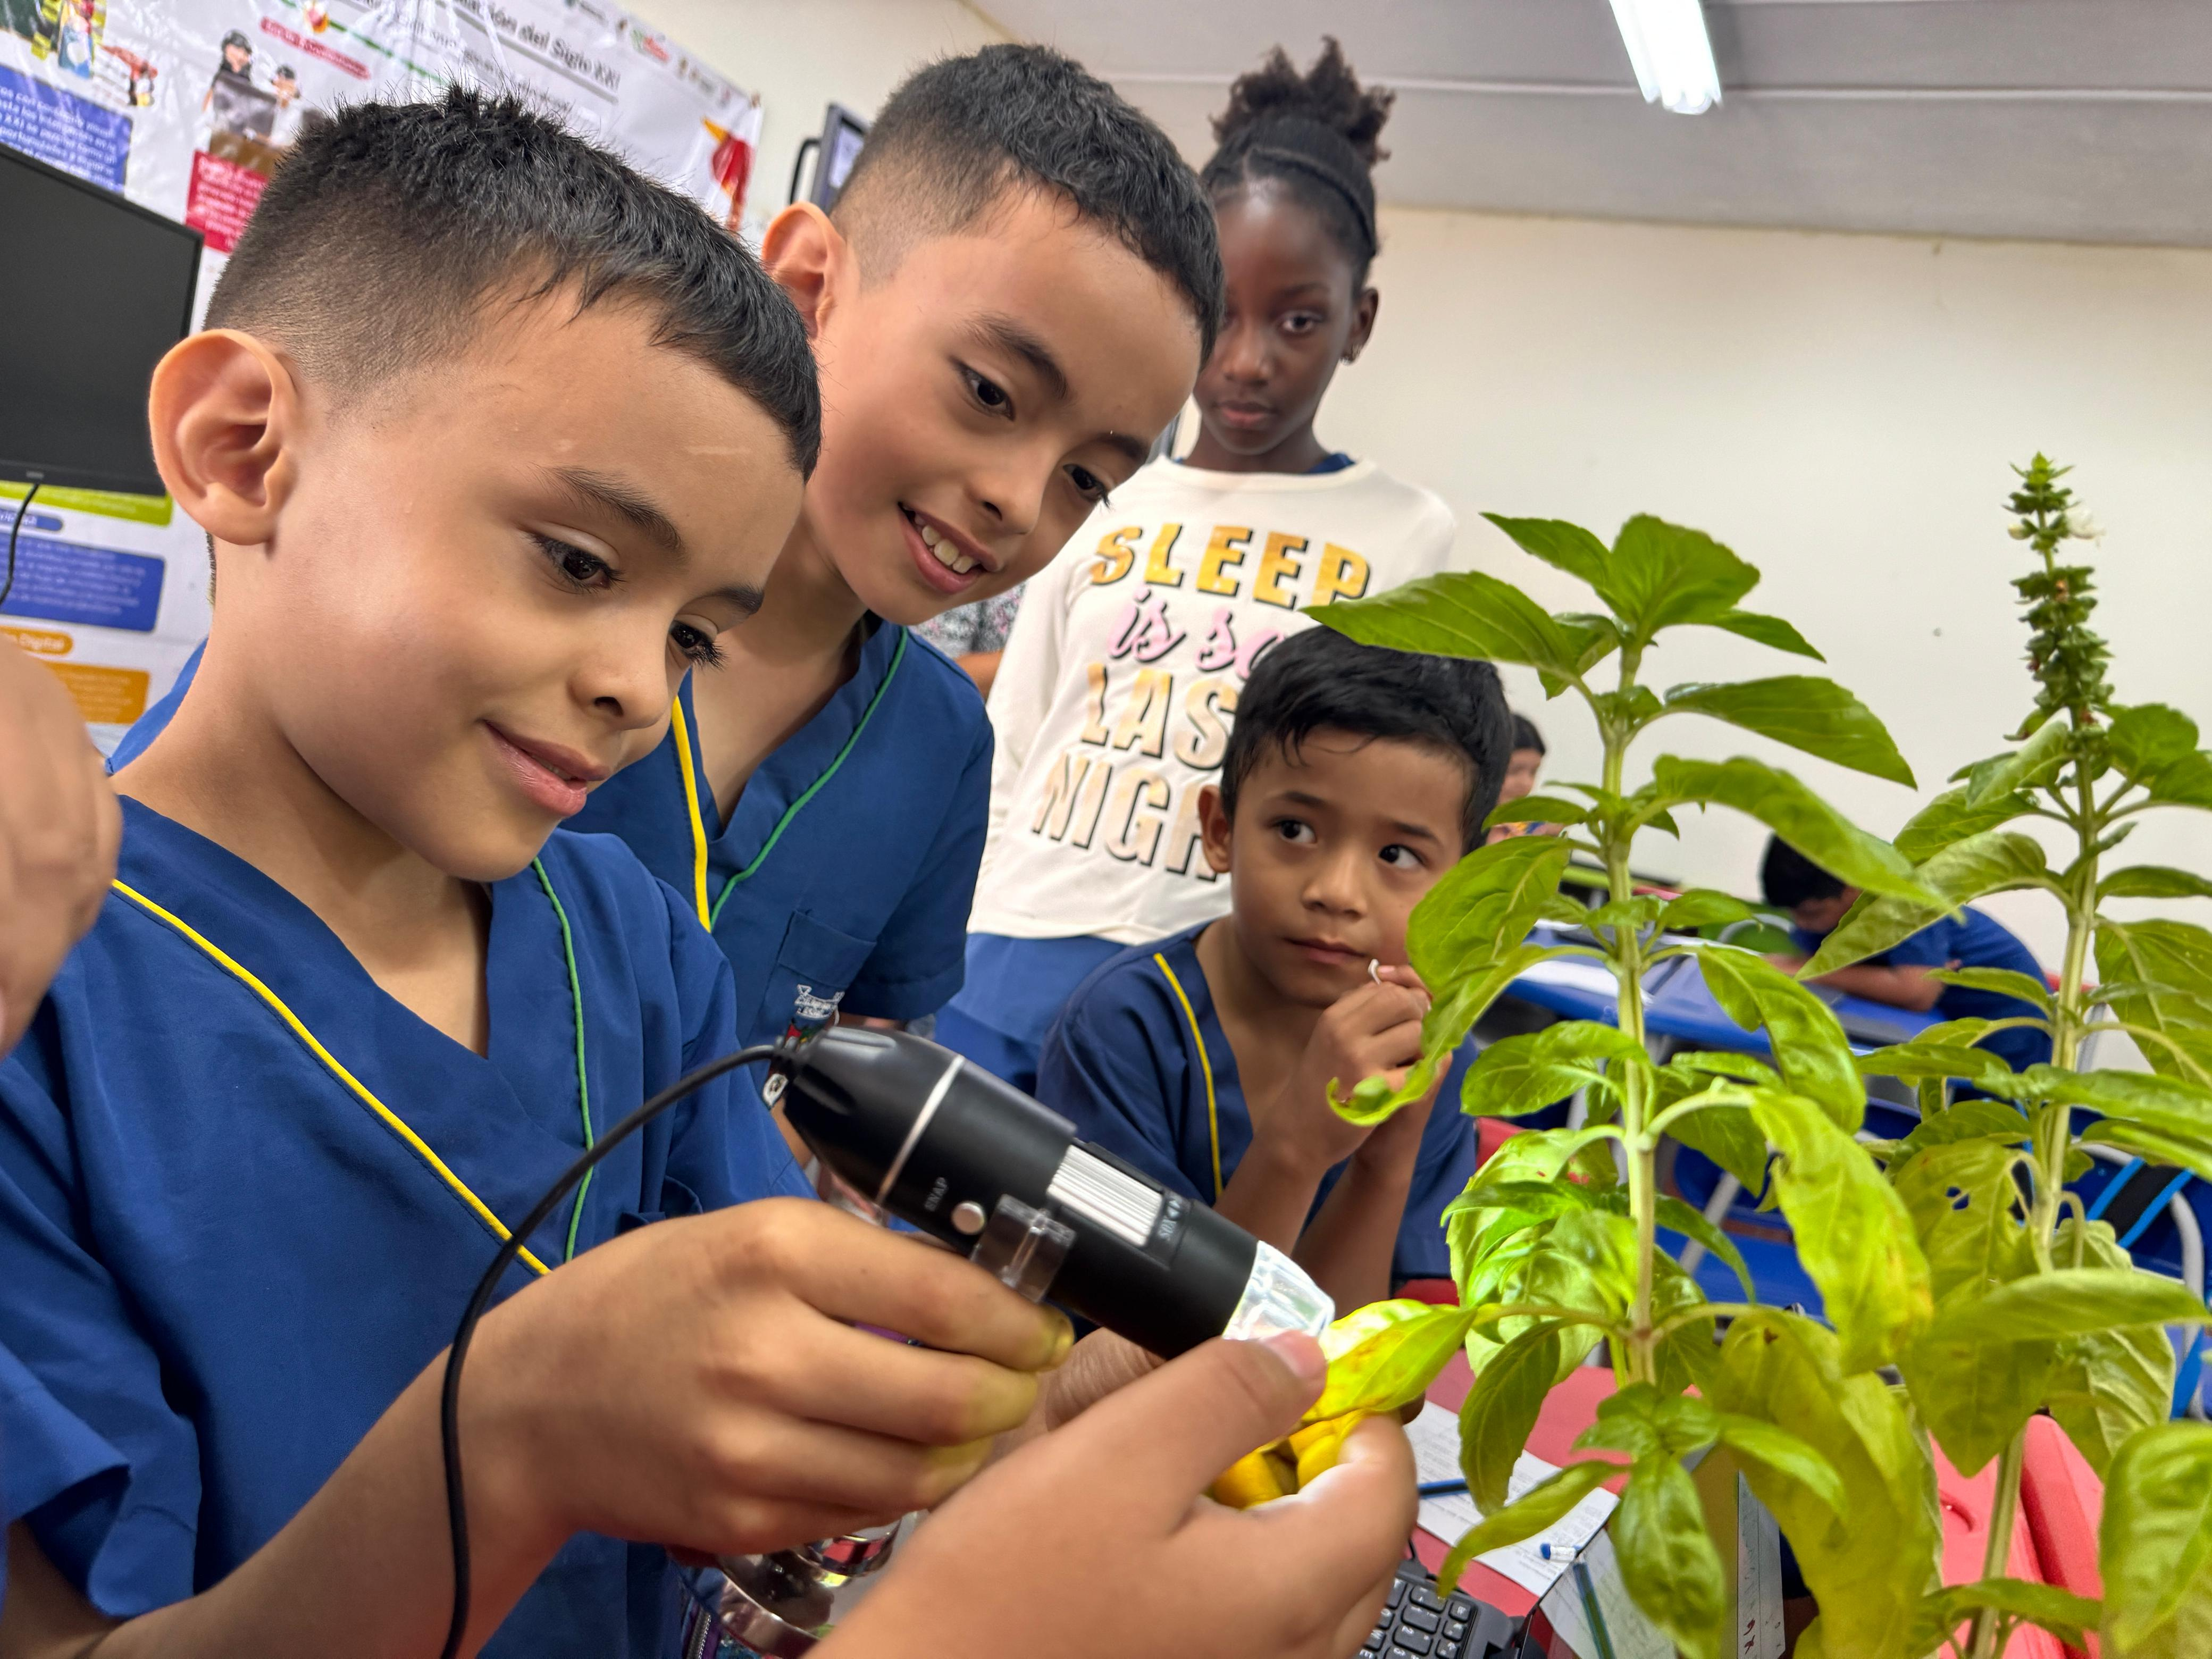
[0,65,131,190]
[0,534,163,631]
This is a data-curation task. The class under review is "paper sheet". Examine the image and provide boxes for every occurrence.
[1405,1402,1620,1597]
[1539,1531,1675,1659]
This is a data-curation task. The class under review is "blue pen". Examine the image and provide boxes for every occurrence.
[1417,1479,1469,1497]
[1574,1560,1619,1659]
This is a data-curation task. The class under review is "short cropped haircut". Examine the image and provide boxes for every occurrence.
[1511,714,1545,756]
[206,88,819,475]
[834,45,1222,359]
[1762,838,1846,909]
[1220,626,1512,853]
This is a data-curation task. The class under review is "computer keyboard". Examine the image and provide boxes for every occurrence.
[1362,1558,1521,1659]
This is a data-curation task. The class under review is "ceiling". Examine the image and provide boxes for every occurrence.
[978,0,2212,247]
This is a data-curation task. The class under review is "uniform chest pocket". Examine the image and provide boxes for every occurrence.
[754,911,877,1041]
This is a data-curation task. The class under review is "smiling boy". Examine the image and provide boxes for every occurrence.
[1036,627,1512,1312]
[0,93,1073,1657]
[562,45,1216,1048]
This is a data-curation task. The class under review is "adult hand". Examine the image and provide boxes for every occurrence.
[825,1333,1416,1659]
[0,641,119,1053]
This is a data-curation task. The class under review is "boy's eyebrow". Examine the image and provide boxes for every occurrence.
[1273,788,1447,844]
[546,466,685,554]
[968,313,1069,401]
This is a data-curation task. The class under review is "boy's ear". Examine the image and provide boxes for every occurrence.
[1343,287,1380,365]
[760,203,852,341]
[147,330,304,550]
[1197,784,1234,876]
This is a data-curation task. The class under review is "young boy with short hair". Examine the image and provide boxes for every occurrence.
[1036,627,1512,1312]
[0,91,1070,1657]
[114,45,1218,1058]
[1762,835,2053,1075]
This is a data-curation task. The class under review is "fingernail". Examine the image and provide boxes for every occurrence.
[1047,1311,1075,1363]
[1259,1329,1326,1386]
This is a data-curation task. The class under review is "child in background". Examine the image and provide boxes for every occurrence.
[915,583,1026,699]
[1485,713,1549,843]
[1762,836,2054,1076]
[944,39,1459,1095]
[0,94,1068,1657]
[1036,628,1511,1313]
[115,46,1216,1058]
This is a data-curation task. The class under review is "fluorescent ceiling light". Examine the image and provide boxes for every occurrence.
[1608,0,1723,114]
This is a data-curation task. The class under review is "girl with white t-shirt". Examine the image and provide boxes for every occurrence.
[939,39,1460,1091]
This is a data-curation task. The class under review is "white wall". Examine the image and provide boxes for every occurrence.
[629,0,1006,240]
[1320,207,2212,967]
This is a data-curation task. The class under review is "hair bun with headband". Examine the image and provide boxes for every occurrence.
[1200,37,1396,280]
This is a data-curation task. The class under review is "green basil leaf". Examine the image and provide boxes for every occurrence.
[2096,919,2212,1088]
[1656,889,1761,932]
[1925,1268,2206,1345]
[2004,1065,2212,1138]
[2045,1218,2176,1479]
[1802,829,2052,976]
[2150,751,2212,810]
[1308,567,1585,681]
[1666,1101,1771,1195]
[1894,785,2037,862]
[1482,793,1590,830]
[1958,716,2072,805]
[1460,1020,1645,1120]
[1891,1099,2032,1161]
[1456,1320,1563,1514]
[2109,703,2202,784]
[1708,1311,1942,1659]
[1614,1456,1727,1659]
[1411,838,1578,986]
[1598,515,1760,646]
[1703,607,1824,661]
[2102,866,2212,902]
[1891,1136,2054,1473]
[1857,1041,2022,1096]
[1583,895,1667,932]
[1652,755,1938,904]
[2078,1121,2212,1185]
[2100,1422,2212,1654]
[1750,1087,1933,1371]
[1479,512,1612,585]
[1654,1193,1754,1300]
[1436,1460,1618,1597]
[1691,945,1864,1127]
[1311,1300,1481,1420]
[1912,1580,2101,1652]
[1661,676,1915,787]
[1929,965,2055,1011]
[1713,1415,1848,1514]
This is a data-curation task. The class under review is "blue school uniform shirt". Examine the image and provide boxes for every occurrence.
[0,799,809,1654]
[2,1344,127,1614]
[117,627,992,1045]
[1035,925,1478,1284]
[1793,904,2053,1075]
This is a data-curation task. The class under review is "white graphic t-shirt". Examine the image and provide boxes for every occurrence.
[974,457,1458,946]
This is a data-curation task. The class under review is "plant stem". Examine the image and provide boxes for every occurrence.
[1967,1426,2030,1659]
[1602,652,1660,1388]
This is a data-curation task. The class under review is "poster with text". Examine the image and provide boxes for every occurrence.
[3,0,761,748]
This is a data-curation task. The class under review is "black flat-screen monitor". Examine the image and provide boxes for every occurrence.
[0,141,203,497]
[811,103,869,210]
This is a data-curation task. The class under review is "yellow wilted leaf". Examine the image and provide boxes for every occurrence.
[1307,1297,1476,1423]
[1210,1445,1294,1509]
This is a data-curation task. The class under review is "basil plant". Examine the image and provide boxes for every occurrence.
[1304,512,1955,1659]
[1806,458,2212,1659]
